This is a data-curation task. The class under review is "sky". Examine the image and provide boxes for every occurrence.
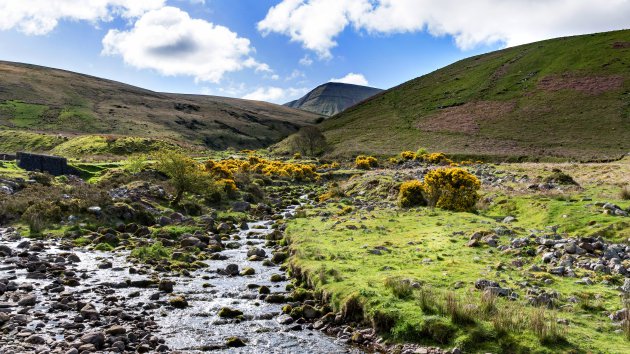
[0,0,629,104]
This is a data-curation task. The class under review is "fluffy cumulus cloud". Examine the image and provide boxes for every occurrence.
[330,73,368,86]
[258,0,630,57]
[102,6,269,83]
[242,86,309,103]
[0,0,165,35]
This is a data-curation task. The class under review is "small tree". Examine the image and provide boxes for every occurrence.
[154,151,209,205]
[290,126,327,156]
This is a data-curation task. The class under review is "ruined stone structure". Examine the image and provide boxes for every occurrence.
[16,152,79,176]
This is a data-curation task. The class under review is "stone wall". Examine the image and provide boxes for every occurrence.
[0,154,16,161]
[16,152,79,176]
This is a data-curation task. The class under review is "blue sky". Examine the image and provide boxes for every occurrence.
[0,0,628,103]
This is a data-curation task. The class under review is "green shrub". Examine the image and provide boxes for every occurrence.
[620,186,630,200]
[124,154,147,174]
[384,277,414,299]
[423,167,480,211]
[544,168,578,185]
[22,201,61,234]
[397,180,426,207]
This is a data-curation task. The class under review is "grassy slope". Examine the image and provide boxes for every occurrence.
[321,30,630,160]
[0,61,321,152]
[286,159,630,352]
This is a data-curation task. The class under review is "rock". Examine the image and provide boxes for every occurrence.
[80,303,99,320]
[159,216,172,226]
[270,274,284,282]
[169,296,189,308]
[474,279,499,290]
[271,252,288,263]
[65,348,79,354]
[180,236,201,248]
[259,286,271,294]
[87,206,102,215]
[503,216,516,223]
[218,307,243,318]
[226,336,246,347]
[225,264,239,276]
[17,294,37,306]
[549,266,565,276]
[621,278,630,293]
[277,314,294,324]
[98,261,113,269]
[247,247,266,258]
[78,344,96,352]
[25,334,46,344]
[105,325,127,336]
[264,294,286,303]
[159,279,175,293]
[240,267,255,276]
[302,304,319,319]
[232,201,251,212]
[81,331,105,349]
[609,308,627,322]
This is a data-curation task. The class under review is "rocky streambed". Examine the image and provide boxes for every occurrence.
[0,206,364,353]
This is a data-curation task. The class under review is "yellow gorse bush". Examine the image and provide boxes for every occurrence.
[423,167,480,212]
[203,156,318,182]
[400,151,417,160]
[355,155,378,170]
[397,180,426,207]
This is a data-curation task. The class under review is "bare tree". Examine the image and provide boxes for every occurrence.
[290,126,328,156]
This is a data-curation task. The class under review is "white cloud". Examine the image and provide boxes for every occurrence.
[330,72,368,86]
[242,86,309,103]
[0,0,165,35]
[102,6,268,83]
[299,55,313,66]
[258,0,630,56]
[286,69,305,81]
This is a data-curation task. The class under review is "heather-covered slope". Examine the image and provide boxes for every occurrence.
[321,30,630,160]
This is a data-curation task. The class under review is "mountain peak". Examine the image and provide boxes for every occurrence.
[285,82,382,116]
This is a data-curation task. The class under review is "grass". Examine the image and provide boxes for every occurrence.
[52,135,177,157]
[0,100,48,128]
[0,130,66,153]
[321,29,630,160]
[130,241,171,262]
[286,187,629,352]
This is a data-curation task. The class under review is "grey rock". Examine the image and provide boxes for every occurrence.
[17,294,37,306]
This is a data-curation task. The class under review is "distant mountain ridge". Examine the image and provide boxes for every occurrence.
[285,82,383,116]
[0,61,321,151]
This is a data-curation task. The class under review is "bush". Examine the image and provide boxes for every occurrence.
[424,152,453,165]
[400,151,416,160]
[420,315,456,344]
[355,155,378,170]
[130,241,171,262]
[423,167,480,211]
[544,169,578,185]
[154,151,211,204]
[22,201,62,234]
[398,180,427,207]
[124,154,147,174]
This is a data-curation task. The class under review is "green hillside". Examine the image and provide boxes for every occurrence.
[0,61,321,153]
[321,30,630,161]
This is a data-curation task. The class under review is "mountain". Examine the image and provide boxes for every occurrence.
[285,82,382,116]
[0,61,322,151]
[321,30,630,161]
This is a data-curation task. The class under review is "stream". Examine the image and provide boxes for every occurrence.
[0,203,363,353]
